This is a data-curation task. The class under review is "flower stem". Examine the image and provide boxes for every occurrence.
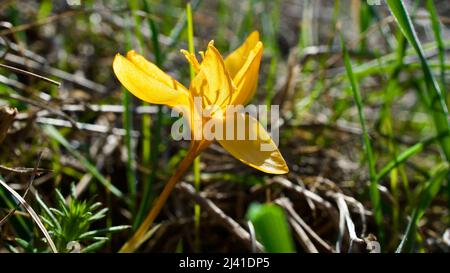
[119,142,202,252]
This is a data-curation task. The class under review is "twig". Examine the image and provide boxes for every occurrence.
[60,104,158,114]
[4,53,106,93]
[0,165,47,175]
[275,199,318,253]
[0,93,78,128]
[36,117,139,137]
[275,198,334,253]
[0,74,25,90]
[271,177,339,223]
[334,193,365,253]
[0,33,47,64]
[333,193,368,237]
[0,63,60,86]
[247,220,257,253]
[287,217,318,253]
[176,181,264,252]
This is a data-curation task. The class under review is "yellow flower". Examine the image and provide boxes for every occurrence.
[113,31,288,174]
[113,31,289,252]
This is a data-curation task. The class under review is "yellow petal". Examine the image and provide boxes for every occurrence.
[198,51,205,60]
[180,49,201,73]
[231,41,263,105]
[213,112,289,174]
[113,54,189,108]
[126,50,188,93]
[224,31,260,79]
[190,41,235,108]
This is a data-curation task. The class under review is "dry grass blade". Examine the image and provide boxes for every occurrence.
[335,193,364,253]
[0,10,80,36]
[272,177,339,223]
[36,117,138,137]
[337,194,368,237]
[0,93,78,128]
[275,198,334,253]
[4,53,106,93]
[287,217,317,253]
[177,182,264,252]
[0,63,60,86]
[0,105,17,144]
[60,104,158,114]
[0,165,48,175]
[274,198,318,253]
[0,35,46,64]
[128,224,161,252]
[0,152,43,227]
[0,177,57,253]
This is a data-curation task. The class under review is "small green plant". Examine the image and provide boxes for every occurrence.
[10,185,129,253]
[247,203,295,253]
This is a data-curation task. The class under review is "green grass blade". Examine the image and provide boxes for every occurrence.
[298,0,313,52]
[186,1,201,252]
[134,0,164,229]
[167,0,201,50]
[186,2,196,80]
[42,125,123,198]
[247,203,295,253]
[35,192,60,230]
[129,1,144,52]
[79,225,131,240]
[377,132,449,182]
[237,0,255,43]
[122,14,138,214]
[81,240,108,253]
[37,0,53,21]
[216,0,228,49]
[129,0,149,228]
[377,29,408,238]
[129,0,151,220]
[0,178,57,253]
[358,1,373,51]
[351,39,450,79]
[261,0,281,56]
[340,33,383,240]
[396,162,449,252]
[328,0,340,48]
[144,0,163,66]
[386,0,450,162]
[264,58,277,107]
[387,0,450,214]
[425,0,446,87]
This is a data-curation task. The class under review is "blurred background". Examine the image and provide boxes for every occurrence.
[0,0,449,253]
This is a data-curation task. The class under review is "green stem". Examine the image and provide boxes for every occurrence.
[341,33,384,243]
[133,0,164,229]
[123,15,137,214]
[186,2,196,80]
[129,0,150,229]
[186,1,201,252]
